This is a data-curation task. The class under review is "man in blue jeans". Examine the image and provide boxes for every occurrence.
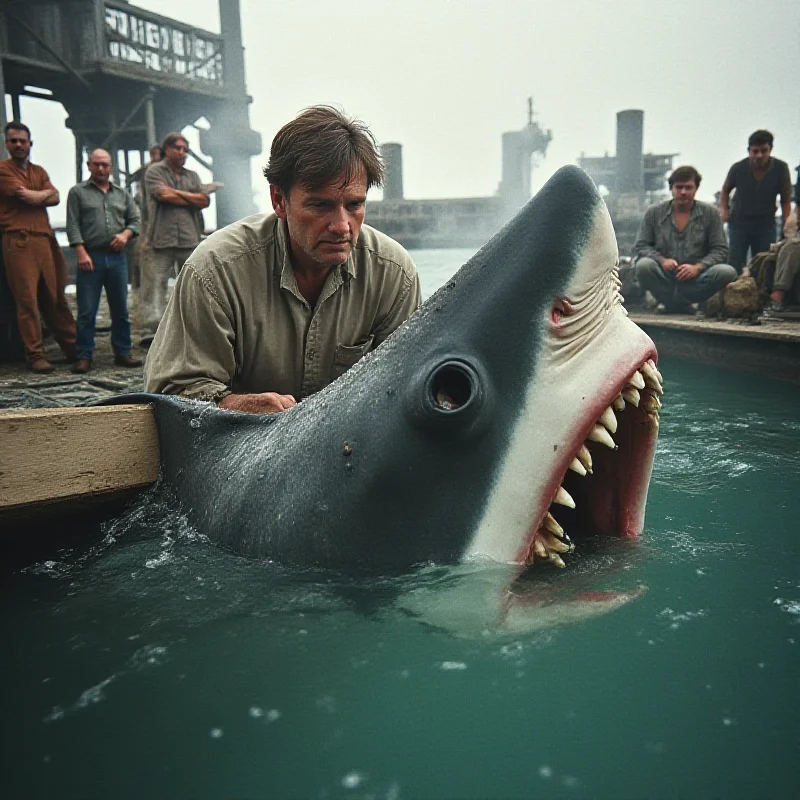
[66,148,141,373]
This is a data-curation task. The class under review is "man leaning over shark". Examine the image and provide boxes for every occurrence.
[143,105,422,413]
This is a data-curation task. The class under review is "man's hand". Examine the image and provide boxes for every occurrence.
[660,258,679,271]
[15,186,40,205]
[675,263,703,281]
[720,207,729,224]
[218,392,297,414]
[109,231,131,252]
[75,245,94,272]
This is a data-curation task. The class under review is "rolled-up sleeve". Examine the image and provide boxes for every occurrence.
[633,208,661,263]
[143,263,236,401]
[123,190,140,237]
[65,187,83,246]
[701,208,730,267]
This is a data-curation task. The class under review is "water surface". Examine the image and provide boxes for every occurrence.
[3,250,799,799]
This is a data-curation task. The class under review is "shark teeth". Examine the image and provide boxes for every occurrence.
[527,358,664,569]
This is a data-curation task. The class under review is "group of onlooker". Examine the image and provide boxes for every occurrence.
[0,122,217,372]
[633,129,798,319]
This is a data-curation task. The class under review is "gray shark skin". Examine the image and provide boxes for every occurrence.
[102,166,660,579]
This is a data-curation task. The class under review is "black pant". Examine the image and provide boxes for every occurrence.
[728,216,778,273]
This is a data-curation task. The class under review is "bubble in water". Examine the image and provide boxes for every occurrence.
[209,728,223,739]
[440,661,467,671]
[538,765,553,779]
[189,418,200,429]
[266,709,281,722]
[341,772,364,789]
[249,706,264,718]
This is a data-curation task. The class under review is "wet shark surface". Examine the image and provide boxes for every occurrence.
[99,166,662,585]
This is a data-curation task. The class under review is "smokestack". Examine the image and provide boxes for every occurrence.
[615,109,644,197]
[381,142,404,200]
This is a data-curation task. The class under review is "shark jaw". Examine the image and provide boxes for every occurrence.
[466,201,662,572]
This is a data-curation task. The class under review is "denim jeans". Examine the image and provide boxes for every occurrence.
[75,250,132,360]
[635,257,738,306]
[728,216,777,272]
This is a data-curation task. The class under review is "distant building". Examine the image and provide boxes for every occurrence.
[367,100,551,250]
[578,110,677,254]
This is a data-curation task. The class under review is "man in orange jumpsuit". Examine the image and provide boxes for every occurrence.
[0,121,76,372]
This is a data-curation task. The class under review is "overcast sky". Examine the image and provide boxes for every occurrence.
[6,0,799,225]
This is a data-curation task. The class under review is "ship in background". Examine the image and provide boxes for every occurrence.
[578,110,677,255]
[367,99,552,249]
[368,106,676,255]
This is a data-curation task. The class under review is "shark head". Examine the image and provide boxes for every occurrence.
[116,165,661,579]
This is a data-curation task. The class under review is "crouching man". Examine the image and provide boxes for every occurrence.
[634,165,736,313]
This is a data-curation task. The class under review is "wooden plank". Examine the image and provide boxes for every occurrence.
[0,404,159,513]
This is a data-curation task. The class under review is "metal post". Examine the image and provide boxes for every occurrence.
[75,133,84,184]
[144,87,156,148]
[0,55,8,156]
[11,93,21,122]
[123,149,130,186]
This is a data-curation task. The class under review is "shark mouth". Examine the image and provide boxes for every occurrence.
[520,358,663,569]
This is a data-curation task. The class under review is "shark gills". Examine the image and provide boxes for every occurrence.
[526,362,664,569]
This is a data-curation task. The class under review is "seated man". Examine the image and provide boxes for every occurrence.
[762,206,800,319]
[634,165,736,313]
[144,105,421,413]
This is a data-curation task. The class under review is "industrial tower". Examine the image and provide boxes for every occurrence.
[0,0,262,226]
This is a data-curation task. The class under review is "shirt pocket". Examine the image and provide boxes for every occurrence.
[333,336,374,377]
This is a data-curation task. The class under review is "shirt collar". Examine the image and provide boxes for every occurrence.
[84,178,119,192]
[661,199,701,222]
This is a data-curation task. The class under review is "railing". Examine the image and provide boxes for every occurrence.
[103,1,224,87]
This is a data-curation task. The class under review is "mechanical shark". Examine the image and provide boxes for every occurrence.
[103,166,663,586]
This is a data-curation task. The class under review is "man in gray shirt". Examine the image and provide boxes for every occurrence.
[140,132,214,344]
[145,105,421,414]
[66,148,141,373]
[634,165,736,314]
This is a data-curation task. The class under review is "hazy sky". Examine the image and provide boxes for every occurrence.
[6,0,799,225]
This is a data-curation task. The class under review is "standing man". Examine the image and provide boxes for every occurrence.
[720,130,793,272]
[140,132,213,345]
[634,165,736,313]
[65,148,142,373]
[144,105,421,413]
[0,122,76,373]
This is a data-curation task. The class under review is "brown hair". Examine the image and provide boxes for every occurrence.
[263,105,383,194]
[4,121,31,140]
[668,165,702,188]
[162,132,189,151]
[748,129,773,148]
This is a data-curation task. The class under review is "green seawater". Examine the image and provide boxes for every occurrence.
[2,247,799,798]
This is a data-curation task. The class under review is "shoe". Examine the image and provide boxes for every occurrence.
[114,353,143,368]
[139,334,155,348]
[29,358,55,374]
[71,358,92,374]
[760,300,787,321]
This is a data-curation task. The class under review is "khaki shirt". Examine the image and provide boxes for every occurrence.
[144,160,203,249]
[144,213,421,401]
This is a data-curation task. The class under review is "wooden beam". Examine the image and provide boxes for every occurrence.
[0,404,159,516]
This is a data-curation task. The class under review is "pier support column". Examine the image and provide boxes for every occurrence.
[0,56,7,156]
[144,86,157,148]
[198,0,262,227]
